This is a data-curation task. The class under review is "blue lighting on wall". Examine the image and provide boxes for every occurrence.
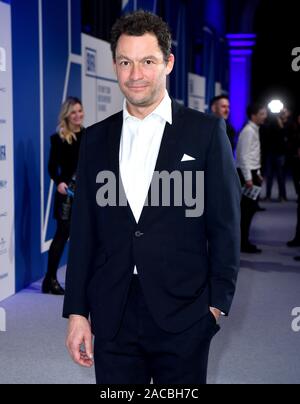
[204,0,225,35]
[229,56,249,132]
[227,33,256,132]
[227,34,257,40]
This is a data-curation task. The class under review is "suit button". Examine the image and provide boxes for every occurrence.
[135,231,144,238]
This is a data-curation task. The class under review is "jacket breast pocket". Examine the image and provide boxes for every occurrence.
[177,160,199,171]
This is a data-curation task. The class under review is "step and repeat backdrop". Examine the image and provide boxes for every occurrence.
[82,33,123,127]
[0,0,15,301]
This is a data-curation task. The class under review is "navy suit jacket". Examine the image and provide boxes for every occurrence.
[63,101,241,340]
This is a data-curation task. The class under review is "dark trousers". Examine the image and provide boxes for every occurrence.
[265,154,287,199]
[94,275,220,384]
[46,219,70,279]
[294,196,300,241]
[238,169,260,246]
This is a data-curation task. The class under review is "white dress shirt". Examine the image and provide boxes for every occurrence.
[119,91,172,274]
[236,121,261,181]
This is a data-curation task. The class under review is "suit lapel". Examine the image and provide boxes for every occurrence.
[107,113,122,178]
[152,100,184,174]
[107,112,136,225]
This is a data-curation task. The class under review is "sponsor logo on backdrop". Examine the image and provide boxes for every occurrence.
[0,308,6,332]
[0,180,8,189]
[0,212,8,218]
[0,237,7,256]
[0,87,6,93]
[97,84,112,113]
[0,47,6,72]
[0,145,6,161]
[85,48,97,76]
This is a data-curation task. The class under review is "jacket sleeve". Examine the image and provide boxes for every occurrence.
[63,129,94,319]
[205,118,241,315]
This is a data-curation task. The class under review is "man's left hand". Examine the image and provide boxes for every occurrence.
[210,307,221,322]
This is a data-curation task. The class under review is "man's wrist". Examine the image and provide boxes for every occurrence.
[69,314,88,321]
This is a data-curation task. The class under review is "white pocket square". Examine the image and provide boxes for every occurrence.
[181,154,196,162]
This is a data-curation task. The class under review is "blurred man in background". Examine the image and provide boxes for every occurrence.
[263,108,292,201]
[211,95,236,151]
[236,103,267,253]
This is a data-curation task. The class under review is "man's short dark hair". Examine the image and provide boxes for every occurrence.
[247,102,265,119]
[210,95,229,109]
[110,10,172,63]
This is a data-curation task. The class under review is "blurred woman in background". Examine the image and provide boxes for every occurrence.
[42,97,85,295]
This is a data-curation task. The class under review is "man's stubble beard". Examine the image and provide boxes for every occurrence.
[123,86,161,108]
[122,72,167,109]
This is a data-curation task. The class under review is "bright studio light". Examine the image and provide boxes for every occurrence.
[268,100,284,114]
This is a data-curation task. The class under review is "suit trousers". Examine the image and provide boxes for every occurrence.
[94,275,220,384]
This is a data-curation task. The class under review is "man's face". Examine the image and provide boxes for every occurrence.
[114,33,174,109]
[212,98,230,120]
[254,108,268,126]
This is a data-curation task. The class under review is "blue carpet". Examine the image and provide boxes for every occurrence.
[0,185,299,384]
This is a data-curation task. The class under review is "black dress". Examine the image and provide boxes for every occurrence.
[48,129,84,220]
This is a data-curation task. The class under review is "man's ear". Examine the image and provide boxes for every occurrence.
[211,104,217,114]
[166,54,175,75]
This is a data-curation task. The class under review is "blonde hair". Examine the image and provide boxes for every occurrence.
[58,97,83,144]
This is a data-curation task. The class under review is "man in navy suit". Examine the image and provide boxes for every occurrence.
[63,10,241,384]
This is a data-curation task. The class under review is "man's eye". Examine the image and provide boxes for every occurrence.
[145,60,153,65]
[120,61,130,66]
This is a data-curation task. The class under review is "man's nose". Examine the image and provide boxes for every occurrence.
[130,63,144,81]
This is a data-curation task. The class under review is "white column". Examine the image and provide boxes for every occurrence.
[226,34,256,132]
